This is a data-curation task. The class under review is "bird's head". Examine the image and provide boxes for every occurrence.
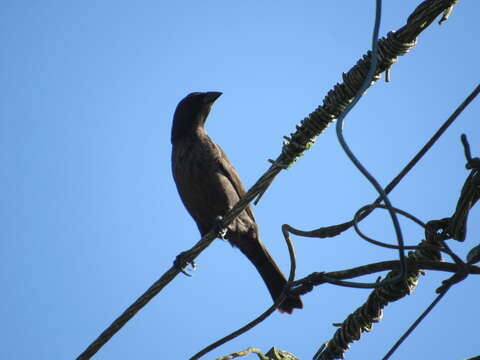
[171,91,222,144]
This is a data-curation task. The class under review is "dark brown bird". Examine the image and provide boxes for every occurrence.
[171,91,302,314]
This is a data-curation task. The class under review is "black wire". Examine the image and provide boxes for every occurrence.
[323,0,408,289]
[353,204,423,250]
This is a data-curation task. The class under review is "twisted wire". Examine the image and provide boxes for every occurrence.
[447,135,480,241]
[314,239,442,360]
[278,31,416,168]
[314,131,480,360]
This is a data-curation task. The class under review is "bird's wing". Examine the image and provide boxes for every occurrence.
[216,145,256,222]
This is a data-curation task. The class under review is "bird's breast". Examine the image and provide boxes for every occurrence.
[171,136,235,232]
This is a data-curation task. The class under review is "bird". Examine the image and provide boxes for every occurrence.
[171,91,303,314]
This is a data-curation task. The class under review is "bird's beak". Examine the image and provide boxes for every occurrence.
[203,91,223,104]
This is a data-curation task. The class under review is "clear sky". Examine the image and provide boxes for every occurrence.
[1,1,479,359]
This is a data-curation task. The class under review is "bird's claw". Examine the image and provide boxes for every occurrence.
[174,251,197,276]
[218,228,227,240]
[214,216,228,240]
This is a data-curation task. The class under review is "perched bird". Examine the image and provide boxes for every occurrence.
[171,91,302,314]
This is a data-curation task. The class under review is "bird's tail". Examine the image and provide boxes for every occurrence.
[230,232,303,314]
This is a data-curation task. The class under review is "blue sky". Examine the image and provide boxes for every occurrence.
[1,1,479,359]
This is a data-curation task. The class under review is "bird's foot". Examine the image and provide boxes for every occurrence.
[214,216,228,240]
[174,251,197,276]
